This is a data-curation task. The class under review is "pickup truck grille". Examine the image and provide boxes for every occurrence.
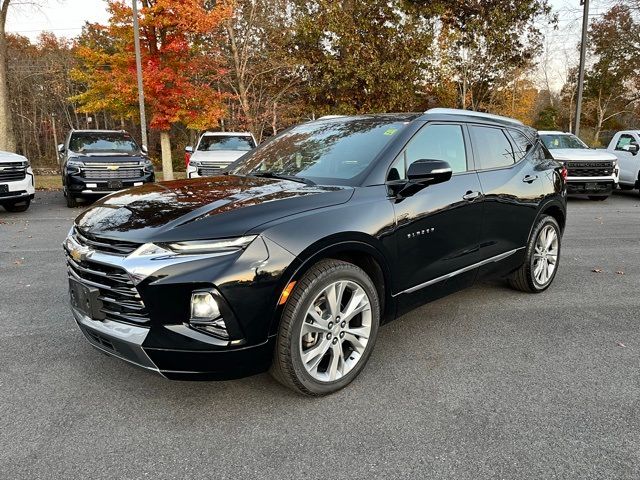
[0,162,27,182]
[566,161,614,178]
[66,255,150,326]
[198,165,226,176]
[82,164,143,180]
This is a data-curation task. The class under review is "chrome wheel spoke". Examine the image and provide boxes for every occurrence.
[299,279,372,383]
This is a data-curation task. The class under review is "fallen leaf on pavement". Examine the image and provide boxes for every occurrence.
[592,268,603,273]
[616,271,624,275]
[617,342,626,348]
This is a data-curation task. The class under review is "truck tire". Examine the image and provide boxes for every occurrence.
[2,199,30,212]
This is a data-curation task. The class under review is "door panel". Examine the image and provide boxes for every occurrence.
[476,154,543,260]
[392,172,484,292]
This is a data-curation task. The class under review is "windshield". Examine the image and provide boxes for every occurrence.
[69,132,139,153]
[197,135,256,152]
[230,119,408,184]
[541,134,588,150]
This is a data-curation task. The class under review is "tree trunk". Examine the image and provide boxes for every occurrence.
[0,0,16,151]
[160,131,174,181]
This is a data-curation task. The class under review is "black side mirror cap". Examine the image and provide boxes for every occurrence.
[407,159,453,185]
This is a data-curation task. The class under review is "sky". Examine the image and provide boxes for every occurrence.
[5,0,616,92]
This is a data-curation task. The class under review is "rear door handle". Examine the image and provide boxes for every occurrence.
[522,175,539,183]
[462,190,482,201]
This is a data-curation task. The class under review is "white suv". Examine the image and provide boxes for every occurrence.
[0,151,35,212]
[186,132,256,178]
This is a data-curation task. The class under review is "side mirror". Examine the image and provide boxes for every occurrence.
[57,144,65,154]
[407,159,453,185]
[390,159,453,198]
[185,146,194,153]
[627,143,640,155]
[141,145,148,154]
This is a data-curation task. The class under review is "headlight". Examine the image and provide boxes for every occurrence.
[66,159,84,173]
[189,290,228,339]
[166,235,257,254]
[21,159,30,168]
[189,160,201,168]
[141,158,154,172]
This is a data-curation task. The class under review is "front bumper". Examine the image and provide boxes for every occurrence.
[0,168,35,202]
[64,231,296,379]
[65,171,155,196]
[566,176,614,195]
[72,305,275,379]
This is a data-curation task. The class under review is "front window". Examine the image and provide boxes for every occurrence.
[541,134,588,150]
[69,132,139,153]
[197,135,256,152]
[230,119,408,184]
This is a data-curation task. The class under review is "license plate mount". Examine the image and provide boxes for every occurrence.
[69,278,105,320]
[585,182,598,190]
[107,180,123,190]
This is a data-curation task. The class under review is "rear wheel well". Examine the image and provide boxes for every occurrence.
[541,205,565,232]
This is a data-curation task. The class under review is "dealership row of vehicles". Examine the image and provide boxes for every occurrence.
[3,123,640,213]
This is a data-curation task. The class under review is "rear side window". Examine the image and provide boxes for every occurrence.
[388,123,467,180]
[508,129,534,161]
[470,126,515,170]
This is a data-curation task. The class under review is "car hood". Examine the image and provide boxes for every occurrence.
[549,149,617,162]
[189,150,248,164]
[0,150,28,163]
[74,175,354,243]
[69,152,146,163]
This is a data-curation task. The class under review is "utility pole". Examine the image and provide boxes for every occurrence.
[574,0,589,138]
[132,0,148,147]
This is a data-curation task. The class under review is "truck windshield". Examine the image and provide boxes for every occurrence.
[197,135,255,152]
[541,134,588,150]
[70,133,139,153]
[229,119,408,184]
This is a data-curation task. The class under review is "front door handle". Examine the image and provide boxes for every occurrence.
[462,190,482,201]
[522,175,539,184]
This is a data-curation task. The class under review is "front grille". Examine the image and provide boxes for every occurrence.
[0,162,26,182]
[82,165,143,180]
[74,228,140,256]
[566,161,614,178]
[198,166,225,176]
[66,254,150,326]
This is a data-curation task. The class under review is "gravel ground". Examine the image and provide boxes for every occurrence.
[1,190,639,479]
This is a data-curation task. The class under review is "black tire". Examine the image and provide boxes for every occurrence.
[270,259,380,396]
[618,184,634,191]
[508,215,561,293]
[65,192,79,208]
[588,195,608,201]
[2,199,30,212]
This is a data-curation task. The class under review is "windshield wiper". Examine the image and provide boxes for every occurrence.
[249,171,316,186]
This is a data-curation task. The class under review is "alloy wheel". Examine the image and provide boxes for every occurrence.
[532,224,559,286]
[298,280,372,383]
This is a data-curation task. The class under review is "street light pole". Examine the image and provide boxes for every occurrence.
[132,0,148,148]
[574,0,589,138]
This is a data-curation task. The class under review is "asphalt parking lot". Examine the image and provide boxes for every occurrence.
[1,190,639,479]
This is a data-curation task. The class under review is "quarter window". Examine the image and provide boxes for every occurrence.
[508,129,534,161]
[470,126,515,170]
[388,124,467,180]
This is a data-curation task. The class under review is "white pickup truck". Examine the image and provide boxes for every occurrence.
[539,131,618,201]
[603,131,640,194]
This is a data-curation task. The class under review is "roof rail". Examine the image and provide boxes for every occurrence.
[317,115,347,120]
[425,108,523,126]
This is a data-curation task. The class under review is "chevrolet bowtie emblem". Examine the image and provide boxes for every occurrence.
[107,165,119,170]
[70,245,90,262]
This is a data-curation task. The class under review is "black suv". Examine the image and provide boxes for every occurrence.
[59,130,154,207]
[64,109,566,395]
